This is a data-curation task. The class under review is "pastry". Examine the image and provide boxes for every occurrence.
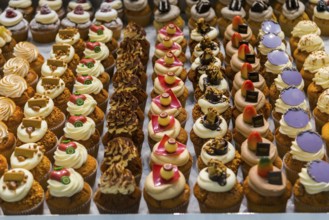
[0,121,16,161]
[283,131,326,185]
[10,143,51,190]
[313,0,329,36]
[50,43,80,75]
[67,0,94,18]
[150,135,193,181]
[0,47,7,72]
[117,37,148,67]
[278,0,309,37]
[313,89,329,133]
[152,37,186,66]
[88,24,118,57]
[188,0,217,30]
[190,36,224,63]
[144,164,190,213]
[257,33,286,65]
[241,131,282,178]
[46,167,92,214]
[224,32,254,64]
[54,139,97,186]
[307,66,329,111]
[124,0,152,27]
[156,23,185,53]
[8,0,34,22]
[38,0,65,19]
[153,0,185,31]
[194,160,243,213]
[0,97,23,134]
[191,108,232,156]
[258,20,285,43]
[56,27,85,58]
[0,8,28,42]
[100,0,124,19]
[275,108,312,158]
[30,5,60,43]
[0,168,44,215]
[94,163,141,213]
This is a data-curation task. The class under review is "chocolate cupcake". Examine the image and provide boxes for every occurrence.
[188,0,217,30]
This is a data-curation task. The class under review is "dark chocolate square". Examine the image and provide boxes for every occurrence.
[248,72,259,82]
[238,24,248,34]
[252,114,264,128]
[256,143,270,156]
[245,54,255,64]
[268,171,283,185]
[245,90,259,103]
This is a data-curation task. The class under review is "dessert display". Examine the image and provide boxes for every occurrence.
[0,96,23,134]
[225,32,254,64]
[313,89,329,133]
[191,36,224,63]
[257,33,286,65]
[187,0,217,30]
[88,24,118,57]
[0,8,29,42]
[153,0,185,31]
[307,66,329,111]
[100,0,124,19]
[152,36,186,65]
[38,0,65,19]
[313,0,329,36]
[8,0,34,22]
[50,43,80,75]
[156,23,186,53]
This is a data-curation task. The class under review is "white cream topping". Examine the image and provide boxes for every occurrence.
[24,96,54,118]
[291,20,321,37]
[148,118,181,142]
[74,76,103,95]
[274,96,308,114]
[67,10,90,24]
[279,116,312,138]
[313,67,329,89]
[39,0,63,11]
[299,167,329,194]
[0,9,23,27]
[54,141,88,169]
[274,74,304,91]
[11,143,44,170]
[67,94,97,116]
[200,140,235,165]
[197,167,236,192]
[17,119,48,143]
[282,1,305,20]
[83,42,109,61]
[198,74,229,92]
[35,9,59,24]
[151,142,189,166]
[9,0,32,8]
[190,27,218,42]
[49,44,75,63]
[63,117,96,141]
[198,95,230,115]
[317,89,329,114]
[191,56,222,71]
[36,77,65,99]
[193,116,228,139]
[290,140,325,162]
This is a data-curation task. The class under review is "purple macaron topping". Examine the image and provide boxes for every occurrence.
[268,49,289,66]
[261,33,282,48]
[307,160,329,183]
[261,20,282,35]
[283,108,309,128]
[280,86,305,106]
[281,68,303,86]
[296,131,323,153]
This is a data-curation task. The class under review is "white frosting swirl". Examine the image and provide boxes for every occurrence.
[317,89,329,114]
[148,118,181,142]
[55,31,80,45]
[3,57,30,78]
[39,0,63,11]
[154,62,183,77]
[76,60,104,78]
[265,57,292,75]
[74,76,103,95]
[68,1,92,10]
[17,119,48,143]
[314,6,329,20]
[274,74,304,91]
[0,9,23,26]
[299,167,329,194]
[67,94,97,116]
[67,10,90,24]
[13,42,39,63]
[190,27,219,42]
[313,67,329,89]
[198,95,230,114]
[35,9,59,24]
[274,96,308,114]
[41,60,68,77]
[83,42,109,61]
[191,56,222,71]
[0,75,27,98]
[153,77,185,98]
[95,8,118,22]
[124,0,147,11]
[200,140,235,165]
[36,77,65,99]
[50,44,75,63]
[9,0,32,8]
[149,102,181,117]
[193,116,228,139]
[303,51,329,73]
[10,143,44,170]
[258,40,286,55]
[24,96,54,118]
[279,115,312,138]
[88,25,113,43]
[297,34,324,53]
[197,167,236,192]
[63,117,96,141]
[198,74,229,92]
[290,140,325,162]
[291,20,321,37]
[54,141,88,169]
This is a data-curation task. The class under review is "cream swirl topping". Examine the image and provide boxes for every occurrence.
[39,0,63,11]
[76,60,104,78]
[35,9,59,24]
[0,27,12,46]
[258,39,286,55]
[265,58,292,75]
[74,76,103,95]
[17,118,48,143]
[0,97,16,121]
[317,89,329,114]
[193,42,220,58]
[291,20,321,37]
[191,56,221,70]
[13,42,38,63]
[68,1,92,10]
[88,25,113,43]
[313,67,329,89]
[55,31,80,45]
[50,44,75,63]
[9,0,32,8]
[41,60,68,77]
[282,1,305,20]
[299,166,329,194]
[314,6,329,20]
[290,140,325,162]
[235,113,270,138]
[10,143,44,170]
[154,5,181,23]
[153,77,185,98]
[274,74,304,91]
[0,122,8,144]
[197,167,236,192]
[297,34,324,53]
[67,94,96,116]
[151,142,189,166]
[67,10,90,24]
[193,116,228,139]
[198,94,230,114]
[124,0,147,11]
[54,141,87,169]
[0,75,27,98]
[0,9,23,26]
[149,101,181,117]
[303,51,329,73]
[24,95,54,118]
[200,140,235,165]
[36,77,65,99]
[95,7,118,22]
[3,57,30,78]
[275,96,308,114]
[198,74,229,92]
[279,116,312,138]
[190,27,219,42]
[63,117,95,141]
[154,61,183,77]
[83,42,109,61]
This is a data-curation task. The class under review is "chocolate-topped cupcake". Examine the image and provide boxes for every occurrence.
[191,36,224,63]
[188,0,217,30]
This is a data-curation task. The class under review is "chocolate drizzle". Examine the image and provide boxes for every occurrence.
[158,0,171,13]
[207,160,229,186]
[200,48,215,65]
[107,108,138,135]
[201,108,222,131]
[229,0,242,11]
[286,0,299,10]
[204,87,227,104]
[196,0,212,13]
[196,18,211,35]
[198,37,218,51]
[204,138,229,156]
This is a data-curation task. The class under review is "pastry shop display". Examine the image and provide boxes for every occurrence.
[54,139,98,187]
[257,33,286,65]
[61,5,92,40]
[0,154,8,178]
[153,0,185,31]
[45,167,92,214]
[0,96,23,134]
[10,143,51,190]
[190,36,224,63]
[149,135,192,181]
[313,0,329,36]
[156,23,186,53]
[93,4,123,40]
[188,0,217,31]
[94,163,142,214]
[278,0,309,37]
[88,24,118,57]
[0,26,16,61]
[275,107,312,158]
[50,43,80,75]
[0,8,29,42]
[8,0,34,22]
[233,105,273,150]
[55,27,85,58]
[191,108,232,156]
[0,168,45,215]
[313,89,329,133]
[0,121,16,161]
[224,32,254,64]
[100,0,124,19]
[194,160,243,213]
[30,5,60,44]
[38,0,65,19]
[243,158,292,212]
[124,0,152,27]
[283,131,326,185]
[197,138,241,174]
[143,163,190,213]
[307,66,329,111]
[240,131,282,178]
[67,0,94,19]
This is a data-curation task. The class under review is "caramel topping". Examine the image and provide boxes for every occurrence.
[123,22,146,40]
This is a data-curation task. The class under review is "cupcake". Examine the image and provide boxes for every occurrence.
[233,105,274,150]
[241,132,282,178]
[307,66,329,111]
[46,167,92,214]
[197,138,242,174]
[313,89,329,133]
[67,0,94,18]
[10,143,51,190]
[0,8,28,42]
[284,131,326,185]
[61,5,91,40]
[24,94,66,138]
[74,75,109,112]
[232,80,272,120]
[41,58,75,92]
[289,20,321,56]
[148,112,188,149]
[16,117,58,160]
[0,154,8,177]
[313,0,329,36]
[272,0,285,17]
[293,34,325,70]
[0,26,16,60]
[148,89,188,127]
[247,0,276,35]
[294,160,329,212]
[272,86,308,129]
[152,37,186,66]
[279,0,309,37]
[30,5,60,43]
[3,57,39,90]
[218,0,246,38]
[88,24,118,57]
[269,67,304,106]
[157,23,186,53]
[188,0,217,30]
[0,97,23,134]
[50,43,80,75]
[194,160,243,213]
[8,0,34,22]
[0,122,16,161]
[62,115,100,158]
[36,76,71,114]
[0,74,35,107]
[192,87,232,125]
[124,0,152,27]
[243,158,292,212]
[54,139,97,187]
[150,135,192,181]
[93,4,123,40]
[191,108,232,156]
[258,19,285,42]
[117,37,148,67]
[56,27,85,58]
[94,163,141,213]
[13,41,44,76]
[225,32,254,64]
[144,164,190,213]
[300,50,329,91]
[123,22,150,58]
[38,0,65,19]
[151,72,188,107]
[191,36,224,63]
[0,168,44,215]
[275,108,312,158]
[232,62,269,98]
[67,92,104,134]
[214,0,230,17]
[262,49,292,87]
[100,137,142,183]
[257,33,286,65]
[114,61,147,91]
[153,0,185,31]
[101,0,124,19]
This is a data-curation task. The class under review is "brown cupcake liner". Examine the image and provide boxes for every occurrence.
[104,63,115,79]
[2,194,44,215]
[246,198,288,213]
[0,137,16,162]
[97,96,109,113]
[271,110,280,131]
[37,163,52,191]
[86,141,100,158]
[198,200,241,213]
[146,200,189,214]
[44,136,58,163]
[28,74,39,91]
[49,112,66,138]
[283,155,300,185]
[294,197,329,212]
[94,196,141,214]
[96,120,104,136]
[82,162,98,187]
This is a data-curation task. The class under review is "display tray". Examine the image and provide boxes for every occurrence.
[1,20,329,219]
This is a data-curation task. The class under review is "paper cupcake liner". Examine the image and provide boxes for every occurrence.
[283,155,300,185]
[37,163,52,191]
[2,193,44,215]
[0,136,16,162]
[294,197,329,212]
[97,97,109,113]
[127,12,152,28]
[198,200,241,213]
[44,136,59,163]
[87,141,100,158]
[94,196,141,214]
[313,111,325,134]
[271,111,280,130]
[104,63,115,79]
[246,198,288,213]
[28,74,39,91]
[49,112,66,138]
[82,161,98,187]
[146,200,189,214]
[96,120,104,137]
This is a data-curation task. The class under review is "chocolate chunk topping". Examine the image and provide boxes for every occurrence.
[196,0,212,13]
[229,0,242,11]
[286,0,299,10]
[159,0,171,13]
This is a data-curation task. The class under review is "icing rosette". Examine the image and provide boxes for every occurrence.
[313,66,329,89]
[88,24,113,43]
[56,28,81,45]
[10,143,44,170]
[13,42,39,63]
[0,97,16,121]
[63,115,96,141]
[67,6,90,24]
[193,112,228,139]
[0,122,9,145]
[0,74,27,98]
[316,89,329,114]
[39,0,63,11]
[274,86,308,114]
[0,8,24,27]
[74,75,103,95]
[41,59,68,77]
[24,94,54,118]
[274,68,304,91]
[76,58,104,78]
[3,57,30,78]
[83,41,110,61]
[54,140,88,169]
[67,93,97,116]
